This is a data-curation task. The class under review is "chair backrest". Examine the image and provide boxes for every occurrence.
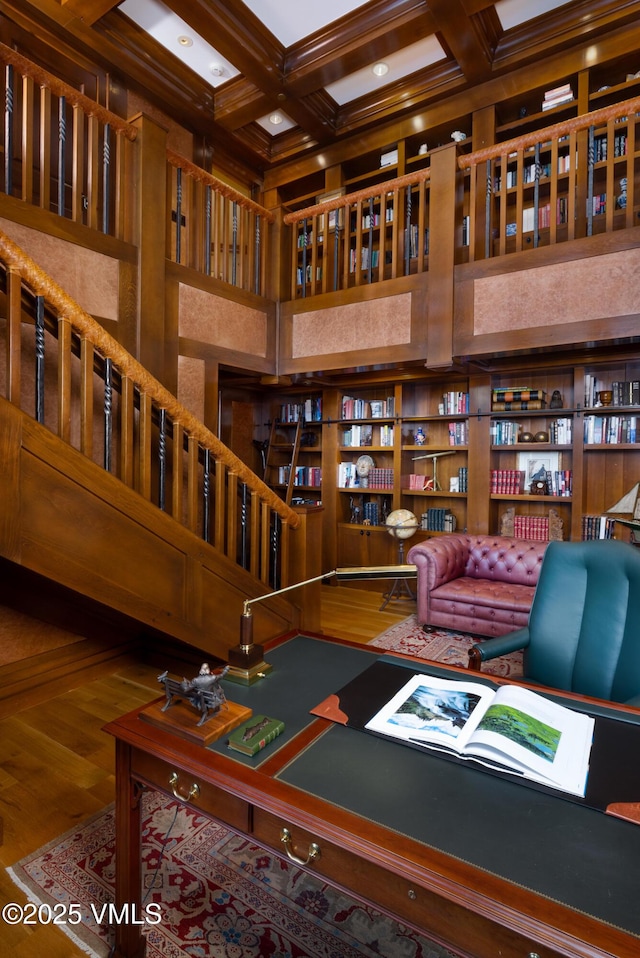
[525,539,640,702]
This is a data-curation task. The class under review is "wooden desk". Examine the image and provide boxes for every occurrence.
[105,633,640,958]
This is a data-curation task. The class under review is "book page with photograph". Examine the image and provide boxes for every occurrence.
[365,675,594,797]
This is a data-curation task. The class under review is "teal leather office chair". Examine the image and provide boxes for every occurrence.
[468,539,640,706]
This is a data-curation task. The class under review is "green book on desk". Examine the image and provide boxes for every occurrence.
[228,715,285,755]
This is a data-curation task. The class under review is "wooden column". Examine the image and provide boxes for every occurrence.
[129,113,169,385]
[425,142,461,369]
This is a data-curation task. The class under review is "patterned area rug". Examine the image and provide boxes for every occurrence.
[370,615,523,678]
[8,789,457,958]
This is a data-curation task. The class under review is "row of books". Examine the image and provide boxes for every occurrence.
[513,515,552,541]
[548,470,573,496]
[491,469,526,495]
[337,463,395,489]
[581,515,616,540]
[490,417,573,444]
[457,466,469,493]
[278,398,322,423]
[420,508,456,532]
[341,424,373,447]
[406,224,430,258]
[292,466,321,487]
[341,395,395,419]
[349,246,380,272]
[592,132,628,162]
[448,421,468,445]
[361,208,394,228]
[296,265,322,284]
[440,391,469,415]
[405,473,433,491]
[583,415,638,444]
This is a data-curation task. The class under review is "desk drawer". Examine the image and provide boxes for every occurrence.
[131,748,250,832]
[253,808,565,958]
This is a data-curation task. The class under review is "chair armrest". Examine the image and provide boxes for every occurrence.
[624,693,640,709]
[468,628,530,671]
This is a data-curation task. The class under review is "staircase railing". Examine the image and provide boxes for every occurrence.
[0,227,300,588]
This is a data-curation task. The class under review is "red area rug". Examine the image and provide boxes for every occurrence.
[370,615,523,678]
[8,788,458,958]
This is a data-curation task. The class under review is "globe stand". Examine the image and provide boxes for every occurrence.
[380,513,419,611]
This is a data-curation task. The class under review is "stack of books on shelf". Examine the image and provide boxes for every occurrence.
[406,473,430,491]
[593,132,628,162]
[457,466,468,493]
[491,469,526,494]
[541,83,574,111]
[337,462,356,487]
[513,515,551,540]
[341,395,395,419]
[368,466,394,489]
[448,421,468,445]
[439,391,469,414]
[342,424,373,447]
[421,508,456,532]
[582,515,616,540]
[583,415,638,444]
[379,424,394,446]
[491,387,547,411]
[587,193,607,216]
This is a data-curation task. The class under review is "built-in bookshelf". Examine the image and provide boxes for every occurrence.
[257,356,640,582]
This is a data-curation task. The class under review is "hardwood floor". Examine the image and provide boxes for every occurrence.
[0,586,413,956]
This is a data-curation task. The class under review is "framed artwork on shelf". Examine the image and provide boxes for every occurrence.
[517,452,560,491]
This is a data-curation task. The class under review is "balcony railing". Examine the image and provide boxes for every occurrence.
[460,93,640,260]
[166,151,273,297]
[0,228,299,589]
[1,42,137,240]
[283,167,431,299]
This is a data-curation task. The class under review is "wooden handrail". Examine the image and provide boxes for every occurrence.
[283,166,432,225]
[0,227,299,528]
[167,150,275,222]
[0,41,138,142]
[458,93,640,169]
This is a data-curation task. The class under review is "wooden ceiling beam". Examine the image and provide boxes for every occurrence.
[427,0,495,83]
[60,0,122,28]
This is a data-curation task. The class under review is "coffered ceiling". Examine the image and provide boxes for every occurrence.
[7,1,640,178]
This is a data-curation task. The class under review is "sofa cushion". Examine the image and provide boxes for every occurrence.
[432,576,535,612]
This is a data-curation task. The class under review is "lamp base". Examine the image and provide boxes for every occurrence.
[226,643,272,685]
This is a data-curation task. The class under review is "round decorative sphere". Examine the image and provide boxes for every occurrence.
[385,509,419,540]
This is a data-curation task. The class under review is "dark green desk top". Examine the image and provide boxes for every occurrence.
[218,634,640,938]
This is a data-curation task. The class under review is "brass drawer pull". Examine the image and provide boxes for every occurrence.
[280,827,321,866]
[168,771,200,803]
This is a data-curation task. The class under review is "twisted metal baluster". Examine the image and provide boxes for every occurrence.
[158,408,166,511]
[271,513,280,590]
[485,159,492,259]
[202,448,211,542]
[254,214,261,294]
[587,125,595,237]
[231,200,238,286]
[58,96,66,216]
[533,142,541,248]
[405,186,412,275]
[205,185,212,277]
[175,167,182,263]
[4,65,13,196]
[104,357,112,473]
[102,123,111,235]
[35,295,45,424]
[240,482,249,569]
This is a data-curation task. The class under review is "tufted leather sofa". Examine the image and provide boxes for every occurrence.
[406,533,549,637]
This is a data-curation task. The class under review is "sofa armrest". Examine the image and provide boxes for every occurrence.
[407,534,470,591]
[468,627,530,671]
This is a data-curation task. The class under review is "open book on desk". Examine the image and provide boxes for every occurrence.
[365,674,594,797]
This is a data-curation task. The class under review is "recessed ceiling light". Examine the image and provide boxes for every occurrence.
[269,113,284,125]
[177,35,193,47]
[372,62,389,77]
[210,64,224,77]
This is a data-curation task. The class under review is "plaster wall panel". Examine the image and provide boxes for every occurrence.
[291,292,412,358]
[0,218,119,320]
[179,285,267,356]
[178,355,206,422]
[473,247,640,335]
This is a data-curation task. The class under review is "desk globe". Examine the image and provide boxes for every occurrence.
[381,509,419,610]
